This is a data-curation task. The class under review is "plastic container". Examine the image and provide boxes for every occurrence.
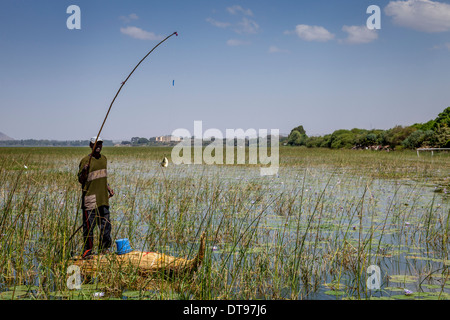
[115,238,133,255]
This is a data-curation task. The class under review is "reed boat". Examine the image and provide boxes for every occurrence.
[70,232,206,278]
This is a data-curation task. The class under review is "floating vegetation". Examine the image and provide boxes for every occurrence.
[0,147,448,300]
[324,290,346,297]
[384,286,405,292]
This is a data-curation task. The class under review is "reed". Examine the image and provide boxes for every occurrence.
[0,146,448,300]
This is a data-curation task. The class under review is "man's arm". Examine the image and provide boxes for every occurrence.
[78,162,89,185]
[107,184,114,198]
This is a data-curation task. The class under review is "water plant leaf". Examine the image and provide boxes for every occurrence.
[324,282,347,290]
[430,258,450,265]
[122,290,152,299]
[369,296,394,300]
[390,294,418,300]
[324,290,346,296]
[384,286,406,292]
[8,285,38,292]
[80,283,106,291]
[49,291,70,298]
[421,284,442,290]
[388,275,417,284]
[0,290,28,300]
[424,292,450,300]
[421,295,447,300]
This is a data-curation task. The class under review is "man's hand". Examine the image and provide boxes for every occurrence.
[78,164,90,184]
[107,185,114,198]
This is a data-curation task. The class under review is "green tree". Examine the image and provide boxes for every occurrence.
[432,106,450,130]
[289,125,306,136]
[402,130,434,149]
[412,119,435,131]
[137,137,149,144]
[305,136,324,148]
[287,125,307,146]
[382,126,416,148]
[328,130,356,149]
[131,137,149,146]
[287,130,307,146]
[433,126,450,147]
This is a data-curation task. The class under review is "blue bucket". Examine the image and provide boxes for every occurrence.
[115,238,133,255]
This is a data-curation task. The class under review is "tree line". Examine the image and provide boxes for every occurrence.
[0,140,114,147]
[286,107,450,150]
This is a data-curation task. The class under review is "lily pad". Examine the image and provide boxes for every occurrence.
[427,272,449,280]
[324,282,347,290]
[421,284,443,290]
[8,285,39,292]
[384,286,406,292]
[430,258,450,265]
[324,290,346,296]
[421,295,447,300]
[122,290,152,299]
[406,256,432,261]
[369,296,394,300]
[390,294,418,300]
[49,289,94,300]
[80,283,106,291]
[49,291,71,298]
[0,290,28,300]
[425,291,450,298]
[388,275,418,284]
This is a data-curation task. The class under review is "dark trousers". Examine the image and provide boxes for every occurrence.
[82,205,112,257]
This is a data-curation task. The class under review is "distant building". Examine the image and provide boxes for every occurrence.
[155,135,181,142]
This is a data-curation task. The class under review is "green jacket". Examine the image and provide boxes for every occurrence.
[78,154,109,210]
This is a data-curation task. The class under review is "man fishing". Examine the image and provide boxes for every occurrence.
[78,136,114,259]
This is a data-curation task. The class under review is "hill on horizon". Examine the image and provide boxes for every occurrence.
[0,132,14,141]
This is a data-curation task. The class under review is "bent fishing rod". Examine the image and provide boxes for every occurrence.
[60,31,178,256]
[89,31,178,164]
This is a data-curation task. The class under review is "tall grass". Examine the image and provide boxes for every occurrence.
[0,146,448,300]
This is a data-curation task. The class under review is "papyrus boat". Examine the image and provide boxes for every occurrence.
[71,232,206,278]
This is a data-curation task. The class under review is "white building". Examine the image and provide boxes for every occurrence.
[155,135,181,142]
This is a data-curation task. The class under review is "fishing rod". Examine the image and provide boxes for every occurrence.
[60,31,178,256]
[89,31,178,166]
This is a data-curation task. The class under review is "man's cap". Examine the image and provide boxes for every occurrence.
[90,136,103,144]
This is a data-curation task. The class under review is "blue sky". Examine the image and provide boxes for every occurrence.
[1,0,450,140]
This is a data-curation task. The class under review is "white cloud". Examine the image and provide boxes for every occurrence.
[206,17,231,28]
[227,5,253,16]
[385,0,450,32]
[340,25,378,44]
[226,39,250,46]
[430,42,450,50]
[119,13,139,23]
[120,26,164,40]
[235,17,259,34]
[291,24,335,42]
[207,6,258,35]
[268,46,290,53]
[128,13,139,20]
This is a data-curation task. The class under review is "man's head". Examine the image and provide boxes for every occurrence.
[90,136,103,154]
